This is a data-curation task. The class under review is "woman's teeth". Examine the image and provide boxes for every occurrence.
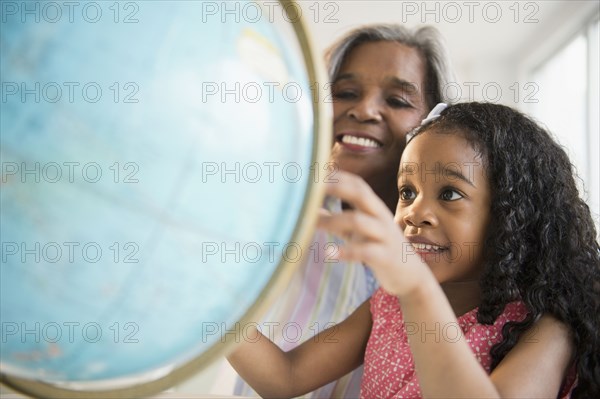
[411,243,445,252]
[341,135,380,148]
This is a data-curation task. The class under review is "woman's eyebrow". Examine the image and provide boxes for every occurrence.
[386,77,420,95]
[334,74,420,94]
[333,73,355,83]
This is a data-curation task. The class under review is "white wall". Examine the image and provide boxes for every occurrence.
[302,1,596,106]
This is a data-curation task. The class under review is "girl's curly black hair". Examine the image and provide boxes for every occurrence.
[411,102,600,398]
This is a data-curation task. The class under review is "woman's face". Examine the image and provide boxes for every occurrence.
[331,41,429,211]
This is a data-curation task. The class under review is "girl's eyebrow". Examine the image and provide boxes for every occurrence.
[443,167,476,187]
[398,163,476,188]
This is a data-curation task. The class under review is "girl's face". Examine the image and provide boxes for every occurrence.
[331,41,428,211]
[395,130,491,283]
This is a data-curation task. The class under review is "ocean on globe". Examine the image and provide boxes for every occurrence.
[0,0,318,390]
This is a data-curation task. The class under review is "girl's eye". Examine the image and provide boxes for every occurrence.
[440,189,463,201]
[399,187,416,201]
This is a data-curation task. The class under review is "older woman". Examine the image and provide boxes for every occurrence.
[233,24,454,398]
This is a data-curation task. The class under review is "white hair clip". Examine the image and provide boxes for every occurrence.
[406,103,448,142]
[420,102,448,125]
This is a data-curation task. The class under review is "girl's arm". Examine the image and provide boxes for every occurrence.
[318,171,573,398]
[227,298,372,398]
[490,314,574,398]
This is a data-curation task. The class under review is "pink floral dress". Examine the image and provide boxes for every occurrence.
[360,288,576,398]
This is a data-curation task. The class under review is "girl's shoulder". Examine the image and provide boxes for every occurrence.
[371,287,528,326]
[459,302,528,352]
[491,313,576,398]
[473,301,528,326]
[501,301,528,319]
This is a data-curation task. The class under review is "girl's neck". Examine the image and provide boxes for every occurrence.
[441,280,481,317]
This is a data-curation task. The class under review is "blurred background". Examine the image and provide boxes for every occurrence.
[0,1,597,398]
[176,0,600,394]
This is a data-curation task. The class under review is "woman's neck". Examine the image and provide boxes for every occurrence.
[441,280,481,317]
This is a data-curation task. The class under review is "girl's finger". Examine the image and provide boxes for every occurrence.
[317,210,386,243]
[324,171,393,219]
[333,241,382,264]
[318,208,332,217]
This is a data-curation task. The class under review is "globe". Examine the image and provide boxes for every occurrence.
[0,1,330,397]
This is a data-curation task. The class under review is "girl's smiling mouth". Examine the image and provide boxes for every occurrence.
[405,237,450,258]
[410,242,447,253]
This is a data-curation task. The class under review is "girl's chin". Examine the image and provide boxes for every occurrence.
[416,250,450,263]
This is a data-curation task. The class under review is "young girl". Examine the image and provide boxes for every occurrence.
[227,102,600,398]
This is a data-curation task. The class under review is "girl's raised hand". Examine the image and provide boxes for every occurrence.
[317,171,427,297]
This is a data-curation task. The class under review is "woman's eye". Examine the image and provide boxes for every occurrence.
[387,97,409,108]
[440,189,463,201]
[332,90,357,100]
[399,187,416,201]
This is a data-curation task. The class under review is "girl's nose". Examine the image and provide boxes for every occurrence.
[402,197,438,229]
[347,93,383,123]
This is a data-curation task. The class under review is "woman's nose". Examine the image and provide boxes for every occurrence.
[347,93,383,123]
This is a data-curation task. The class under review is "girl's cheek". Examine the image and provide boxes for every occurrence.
[394,207,406,226]
[395,217,406,231]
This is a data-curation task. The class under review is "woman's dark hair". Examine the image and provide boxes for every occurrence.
[411,102,600,398]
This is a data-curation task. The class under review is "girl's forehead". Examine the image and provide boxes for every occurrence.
[405,129,473,154]
[399,131,489,189]
[400,131,484,171]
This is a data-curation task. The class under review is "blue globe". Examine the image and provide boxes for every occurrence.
[0,1,328,396]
